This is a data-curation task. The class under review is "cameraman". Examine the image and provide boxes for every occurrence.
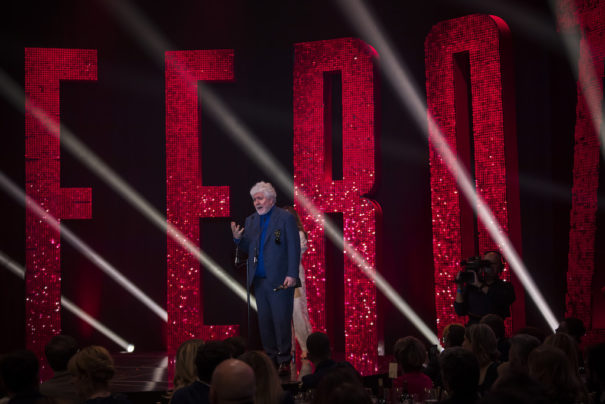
[454,251,515,325]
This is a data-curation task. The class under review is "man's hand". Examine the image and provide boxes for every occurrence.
[231,221,244,239]
[283,276,297,288]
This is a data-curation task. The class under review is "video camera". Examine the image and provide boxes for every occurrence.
[455,256,493,284]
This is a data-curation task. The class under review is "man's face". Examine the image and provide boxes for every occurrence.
[482,252,501,282]
[252,192,274,215]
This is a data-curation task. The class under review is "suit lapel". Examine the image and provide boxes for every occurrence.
[262,207,279,247]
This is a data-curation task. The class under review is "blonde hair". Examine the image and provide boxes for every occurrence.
[173,339,205,390]
[239,351,283,404]
[544,333,578,373]
[68,345,114,398]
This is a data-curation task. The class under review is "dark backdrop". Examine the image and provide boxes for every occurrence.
[0,0,595,355]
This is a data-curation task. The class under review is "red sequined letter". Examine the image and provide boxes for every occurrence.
[293,38,380,375]
[425,15,525,337]
[25,48,96,355]
[165,50,237,352]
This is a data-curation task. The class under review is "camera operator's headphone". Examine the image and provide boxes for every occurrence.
[483,250,505,274]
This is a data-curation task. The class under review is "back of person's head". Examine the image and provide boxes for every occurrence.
[439,347,479,397]
[0,350,39,394]
[323,382,371,404]
[480,369,549,404]
[67,345,114,397]
[480,314,505,340]
[45,335,78,372]
[224,336,246,358]
[393,336,426,373]
[196,340,233,383]
[239,351,283,404]
[543,332,579,373]
[508,334,540,372]
[465,324,499,366]
[210,359,255,404]
[173,339,204,390]
[528,345,586,403]
[442,323,465,348]
[557,317,586,343]
[311,366,363,404]
[515,326,548,343]
[306,332,331,363]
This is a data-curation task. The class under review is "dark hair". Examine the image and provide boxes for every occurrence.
[0,350,39,394]
[196,340,232,383]
[442,323,465,347]
[528,345,588,403]
[224,336,247,358]
[325,382,371,404]
[508,334,540,372]
[480,314,505,340]
[480,369,549,404]
[307,332,331,360]
[393,336,426,372]
[439,347,479,396]
[45,334,78,371]
[312,366,363,404]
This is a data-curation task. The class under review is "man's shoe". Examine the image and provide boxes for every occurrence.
[277,362,291,377]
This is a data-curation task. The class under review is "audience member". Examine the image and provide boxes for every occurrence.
[479,369,549,404]
[497,333,540,377]
[311,366,365,404]
[424,324,465,388]
[67,345,130,404]
[224,336,246,358]
[463,324,499,395]
[585,343,605,404]
[392,336,432,399]
[210,359,255,404]
[301,332,335,390]
[0,350,50,404]
[40,335,79,404]
[439,347,479,404]
[544,332,580,375]
[171,341,232,404]
[528,345,588,404]
[167,339,205,402]
[239,351,292,404]
[442,324,465,348]
[480,314,509,362]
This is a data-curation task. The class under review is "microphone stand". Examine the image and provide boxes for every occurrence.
[235,244,252,340]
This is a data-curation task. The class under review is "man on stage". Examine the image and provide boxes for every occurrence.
[231,181,300,374]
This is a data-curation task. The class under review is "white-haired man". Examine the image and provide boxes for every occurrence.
[231,181,300,375]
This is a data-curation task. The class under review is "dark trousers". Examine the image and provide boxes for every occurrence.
[253,276,294,365]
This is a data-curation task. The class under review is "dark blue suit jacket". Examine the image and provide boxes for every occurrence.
[238,206,300,287]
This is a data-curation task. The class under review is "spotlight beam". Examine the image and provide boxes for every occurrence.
[103,0,441,347]
[549,0,605,160]
[0,171,167,321]
[336,0,558,331]
[0,250,135,352]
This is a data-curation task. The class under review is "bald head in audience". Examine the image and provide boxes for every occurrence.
[210,359,256,404]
